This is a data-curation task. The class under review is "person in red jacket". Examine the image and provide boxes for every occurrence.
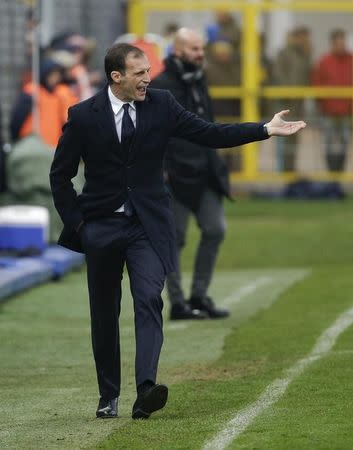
[312,29,353,171]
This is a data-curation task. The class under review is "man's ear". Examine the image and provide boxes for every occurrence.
[173,47,181,58]
[111,71,122,84]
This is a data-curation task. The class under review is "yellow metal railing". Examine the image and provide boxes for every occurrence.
[128,0,353,183]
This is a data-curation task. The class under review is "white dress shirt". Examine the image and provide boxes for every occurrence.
[108,86,136,140]
[108,86,136,212]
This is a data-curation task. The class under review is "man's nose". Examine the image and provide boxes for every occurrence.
[144,72,151,84]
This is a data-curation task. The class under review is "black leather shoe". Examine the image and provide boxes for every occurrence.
[189,296,230,319]
[170,303,208,320]
[132,384,168,419]
[96,397,118,418]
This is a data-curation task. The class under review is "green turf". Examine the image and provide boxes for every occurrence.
[1,199,353,449]
[184,198,353,269]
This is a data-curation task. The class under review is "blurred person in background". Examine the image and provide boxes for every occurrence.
[10,58,63,148]
[151,28,231,320]
[259,33,274,119]
[50,31,102,100]
[312,29,353,172]
[205,40,242,171]
[49,50,80,123]
[273,26,312,171]
[0,103,6,193]
[205,40,241,118]
[206,9,241,51]
[162,22,180,57]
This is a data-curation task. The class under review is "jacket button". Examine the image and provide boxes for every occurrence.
[127,186,131,191]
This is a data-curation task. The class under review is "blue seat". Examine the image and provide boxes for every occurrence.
[0,257,53,302]
[37,245,85,278]
[0,246,85,302]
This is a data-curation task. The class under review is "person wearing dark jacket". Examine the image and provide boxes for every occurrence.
[0,103,6,192]
[151,28,233,320]
[50,42,306,418]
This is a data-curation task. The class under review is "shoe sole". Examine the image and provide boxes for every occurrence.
[132,384,168,419]
[170,315,207,320]
[96,412,118,419]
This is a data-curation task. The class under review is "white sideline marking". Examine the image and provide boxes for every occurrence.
[203,305,353,450]
[167,323,188,331]
[220,277,273,307]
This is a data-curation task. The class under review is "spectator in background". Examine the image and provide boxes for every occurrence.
[151,28,230,320]
[273,27,312,171]
[10,59,63,148]
[50,31,102,100]
[259,33,274,119]
[205,40,241,117]
[49,50,80,123]
[162,22,180,57]
[205,40,242,170]
[312,29,353,172]
[0,103,6,193]
[206,9,241,51]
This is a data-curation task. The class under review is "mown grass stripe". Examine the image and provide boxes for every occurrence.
[220,277,273,308]
[203,304,353,450]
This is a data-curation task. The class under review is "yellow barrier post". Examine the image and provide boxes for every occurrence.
[128,0,145,37]
[241,3,260,180]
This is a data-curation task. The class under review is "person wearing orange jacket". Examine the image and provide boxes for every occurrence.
[312,29,353,171]
[10,59,63,148]
[50,50,80,123]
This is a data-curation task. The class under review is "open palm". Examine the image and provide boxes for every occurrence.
[267,110,306,136]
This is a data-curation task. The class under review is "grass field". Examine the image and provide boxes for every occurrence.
[1,199,353,449]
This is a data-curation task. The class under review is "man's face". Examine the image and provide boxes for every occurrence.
[332,36,347,55]
[178,36,205,67]
[112,53,151,102]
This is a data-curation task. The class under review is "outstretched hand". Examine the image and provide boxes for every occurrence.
[266,110,306,136]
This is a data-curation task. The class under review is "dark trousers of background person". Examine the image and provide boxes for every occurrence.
[81,213,165,400]
[323,116,351,172]
[166,188,226,306]
[276,134,299,172]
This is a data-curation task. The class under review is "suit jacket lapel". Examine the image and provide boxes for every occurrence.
[92,86,151,163]
[92,86,121,148]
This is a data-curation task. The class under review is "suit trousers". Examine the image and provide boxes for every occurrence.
[166,188,226,305]
[81,214,165,400]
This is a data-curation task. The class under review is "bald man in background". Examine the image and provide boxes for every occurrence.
[151,28,231,320]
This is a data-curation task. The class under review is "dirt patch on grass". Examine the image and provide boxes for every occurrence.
[163,358,267,384]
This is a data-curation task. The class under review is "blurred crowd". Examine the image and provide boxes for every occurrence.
[0,9,352,236]
[12,30,104,148]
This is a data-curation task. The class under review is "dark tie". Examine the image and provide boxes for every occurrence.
[121,103,135,161]
[121,103,135,216]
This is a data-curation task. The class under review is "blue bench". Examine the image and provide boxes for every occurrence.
[0,258,53,302]
[0,246,85,302]
[38,246,85,279]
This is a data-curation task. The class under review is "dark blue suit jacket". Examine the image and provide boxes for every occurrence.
[50,86,268,273]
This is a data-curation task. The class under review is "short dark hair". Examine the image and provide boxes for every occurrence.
[104,43,145,84]
[330,29,345,42]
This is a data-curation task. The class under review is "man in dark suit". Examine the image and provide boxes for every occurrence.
[50,43,306,419]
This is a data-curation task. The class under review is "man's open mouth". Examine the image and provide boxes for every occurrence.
[137,86,147,94]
